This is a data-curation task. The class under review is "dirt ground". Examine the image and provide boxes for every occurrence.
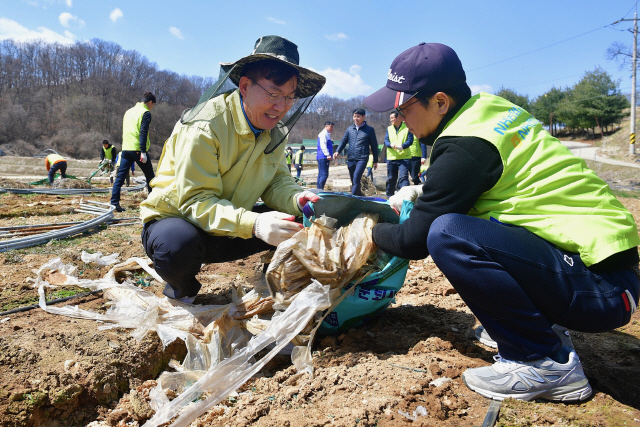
[2,174,640,426]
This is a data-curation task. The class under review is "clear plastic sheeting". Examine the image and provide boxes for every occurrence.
[81,251,120,266]
[143,281,330,427]
[32,212,381,426]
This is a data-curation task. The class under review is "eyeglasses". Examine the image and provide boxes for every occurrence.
[395,97,421,117]
[249,78,299,106]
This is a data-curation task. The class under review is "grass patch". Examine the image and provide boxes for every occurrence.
[612,189,640,199]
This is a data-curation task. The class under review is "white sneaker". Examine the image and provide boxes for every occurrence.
[474,324,573,349]
[462,350,592,402]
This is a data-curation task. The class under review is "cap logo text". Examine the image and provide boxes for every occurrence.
[388,69,405,84]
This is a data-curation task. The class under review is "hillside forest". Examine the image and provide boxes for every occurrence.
[0,38,631,159]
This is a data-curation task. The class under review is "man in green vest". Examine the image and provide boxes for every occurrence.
[110,92,157,212]
[285,146,293,173]
[100,140,118,184]
[364,43,640,403]
[384,111,413,197]
[294,145,305,179]
[45,153,67,184]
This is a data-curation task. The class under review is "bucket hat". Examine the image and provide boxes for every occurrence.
[220,35,325,98]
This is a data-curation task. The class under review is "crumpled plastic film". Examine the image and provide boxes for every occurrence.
[265,213,378,300]
[80,251,120,266]
[143,280,331,427]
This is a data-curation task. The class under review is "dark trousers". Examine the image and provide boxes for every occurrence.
[111,151,155,206]
[427,213,639,362]
[347,159,368,196]
[142,216,272,299]
[386,159,410,197]
[287,163,291,173]
[295,164,303,179]
[409,157,421,185]
[317,158,330,189]
[48,161,67,184]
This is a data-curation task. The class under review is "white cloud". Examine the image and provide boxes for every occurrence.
[110,8,123,23]
[316,65,372,98]
[64,30,75,39]
[0,17,75,44]
[65,0,72,7]
[169,26,184,40]
[470,84,493,95]
[58,12,84,28]
[266,17,286,25]
[325,33,348,42]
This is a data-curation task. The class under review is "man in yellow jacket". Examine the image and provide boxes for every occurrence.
[140,35,326,303]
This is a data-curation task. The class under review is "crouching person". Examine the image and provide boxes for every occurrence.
[139,35,325,303]
[364,42,640,402]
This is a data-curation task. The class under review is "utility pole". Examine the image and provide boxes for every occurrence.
[620,9,639,154]
[632,12,637,154]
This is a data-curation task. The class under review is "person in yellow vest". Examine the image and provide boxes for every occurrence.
[285,146,293,173]
[44,153,67,184]
[293,145,305,179]
[383,111,413,197]
[407,126,424,185]
[111,152,135,187]
[110,92,157,212]
[100,140,118,184]
[365,153,374,180]
[364,42,640,403]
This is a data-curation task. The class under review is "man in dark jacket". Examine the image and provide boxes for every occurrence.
[333,108,378,195]
[364,42,640,403]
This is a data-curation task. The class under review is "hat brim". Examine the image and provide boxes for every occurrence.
[220,54,326,99]
[364,85,417,113]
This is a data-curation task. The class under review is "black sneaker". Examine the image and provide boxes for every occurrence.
[111,204,125,212]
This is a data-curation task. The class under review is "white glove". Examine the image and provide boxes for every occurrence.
[389,184,423,213]
[254,211,303,246]
[296,191,320,211]
[140,153,148,163]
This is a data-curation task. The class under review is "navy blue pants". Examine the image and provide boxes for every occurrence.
[366,167,373,180]
[409,157,421,185]
[142,216,272,299]
[295,164,302,179]
[427,213,639,361]
[347,159,368,196]
[110,151,155,206]
[317,158,330,189]
[386,159,410,197]
[48,161,67,184]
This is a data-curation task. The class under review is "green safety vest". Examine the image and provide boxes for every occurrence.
[386,123,411,161]
[437,92,640,266]
[122,102,151,151]
[408,134,421,158]
[366,154,373,168]
[294,150,304,165]
[286,151,292,165]
[46,154,65,170]
[103,145,114,160]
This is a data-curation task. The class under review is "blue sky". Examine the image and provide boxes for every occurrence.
[1,0,639,101]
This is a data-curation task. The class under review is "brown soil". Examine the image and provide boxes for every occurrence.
[1,185,640,426]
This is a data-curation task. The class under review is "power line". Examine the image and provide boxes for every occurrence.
[468,25,609,72]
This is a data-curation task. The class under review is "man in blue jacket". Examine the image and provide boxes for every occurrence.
[333,109,378,195]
